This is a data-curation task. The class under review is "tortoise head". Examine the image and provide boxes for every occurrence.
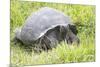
[69,24,78,35]
[66,24,80,45]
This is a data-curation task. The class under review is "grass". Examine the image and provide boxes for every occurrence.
[10,0,95,66]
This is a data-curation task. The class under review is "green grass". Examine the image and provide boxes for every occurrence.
[10,0,95,66]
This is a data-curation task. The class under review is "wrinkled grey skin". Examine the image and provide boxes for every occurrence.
[14,7,80,52]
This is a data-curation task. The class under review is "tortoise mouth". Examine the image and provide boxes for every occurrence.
[67,37,80,45]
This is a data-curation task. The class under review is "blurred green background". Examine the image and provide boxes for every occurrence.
[10,0,95,66]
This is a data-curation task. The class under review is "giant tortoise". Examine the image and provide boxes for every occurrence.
[14,7,80,52]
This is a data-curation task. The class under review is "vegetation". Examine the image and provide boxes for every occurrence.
[10,0,95,66]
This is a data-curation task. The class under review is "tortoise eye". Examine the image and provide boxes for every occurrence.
[69,25,78,35]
